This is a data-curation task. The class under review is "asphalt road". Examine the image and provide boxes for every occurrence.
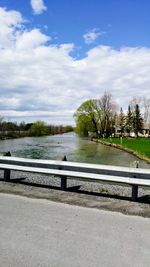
[0,193,150,267]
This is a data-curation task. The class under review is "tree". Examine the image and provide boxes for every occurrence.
[143,97,150,128]
[110,112,118,137]
[19,121,26,131]
[97,93,117,137]
[125,105,133,135]
[130,96,150,129]
[132,104,143,137]
[31,120,49,136]
[0,116,3,126]
[74,93,117,137]
[65,125,74,132]
[118,107,126,135]
[74,99,100,136]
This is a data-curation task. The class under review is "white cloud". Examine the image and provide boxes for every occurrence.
[16,29,50,50]
[83,28,105,44]
[0,7,150,124]
[30,0,47,15]
[0,7,24,49]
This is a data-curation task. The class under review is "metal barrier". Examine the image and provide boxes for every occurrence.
[0,154,150,201]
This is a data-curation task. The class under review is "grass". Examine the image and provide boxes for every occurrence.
[99,187,108,194]
[98,137,150,161]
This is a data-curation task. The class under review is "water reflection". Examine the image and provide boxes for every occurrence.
[0,132,149,168]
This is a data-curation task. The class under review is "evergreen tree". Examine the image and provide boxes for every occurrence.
[118,107,126,135]
[126,105,133,135]
[133,104,143,137]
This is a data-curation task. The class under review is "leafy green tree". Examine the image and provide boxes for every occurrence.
[31,120,49,136]
[74,93,117,137]
[74,99,99,137]
[133,104,143,137]
[65,125,74,132]
[75,114,90,137]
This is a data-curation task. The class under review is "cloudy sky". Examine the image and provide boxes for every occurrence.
[0,0,150,125]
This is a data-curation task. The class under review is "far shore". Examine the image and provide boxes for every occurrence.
[93,138,150,165]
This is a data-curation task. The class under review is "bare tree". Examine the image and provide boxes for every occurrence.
[143,97,150,127]
[129,97,142,111]
[74,93,117,137]
[130,96,150,128]
[97,92,117,137]
[0,116,4,131]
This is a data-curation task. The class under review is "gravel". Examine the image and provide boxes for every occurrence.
[0,169,149,199]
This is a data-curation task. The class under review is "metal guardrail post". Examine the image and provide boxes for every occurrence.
[132,185,138,201]
[61,155,67,190]
[4,151,11,181]
[131,161,139,201]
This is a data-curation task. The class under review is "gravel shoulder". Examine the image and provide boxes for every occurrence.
[0,169,150,218]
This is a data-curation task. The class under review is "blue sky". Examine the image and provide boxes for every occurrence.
[2,0,150,49]
[0,0,150,124]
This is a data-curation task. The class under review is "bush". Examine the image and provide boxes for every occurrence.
[31,121,49,137]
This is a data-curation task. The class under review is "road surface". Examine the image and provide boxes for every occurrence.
[0,193,150,267]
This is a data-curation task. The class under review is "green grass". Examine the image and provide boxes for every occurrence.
[99,187,108,194]
[98,137,150,161]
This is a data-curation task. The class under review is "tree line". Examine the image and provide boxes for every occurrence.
[0,119,74,139]
[74,93,150,138]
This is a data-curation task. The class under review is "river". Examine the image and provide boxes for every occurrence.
[0,132,149,168]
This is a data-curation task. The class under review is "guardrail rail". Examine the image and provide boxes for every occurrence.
[0,153,150,201]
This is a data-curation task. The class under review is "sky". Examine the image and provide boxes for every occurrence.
[0,0,150,125]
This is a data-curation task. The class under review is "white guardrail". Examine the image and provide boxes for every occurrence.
[0,153,150,201]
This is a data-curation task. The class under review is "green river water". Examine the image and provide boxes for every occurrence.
[0,132,149,168]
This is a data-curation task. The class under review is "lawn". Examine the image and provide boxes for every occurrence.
[98,137,150,161]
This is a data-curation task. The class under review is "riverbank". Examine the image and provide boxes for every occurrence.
[0,130,74,141]
[93,138,150,164]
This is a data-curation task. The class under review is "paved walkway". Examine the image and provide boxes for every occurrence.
[0,193,150,267]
